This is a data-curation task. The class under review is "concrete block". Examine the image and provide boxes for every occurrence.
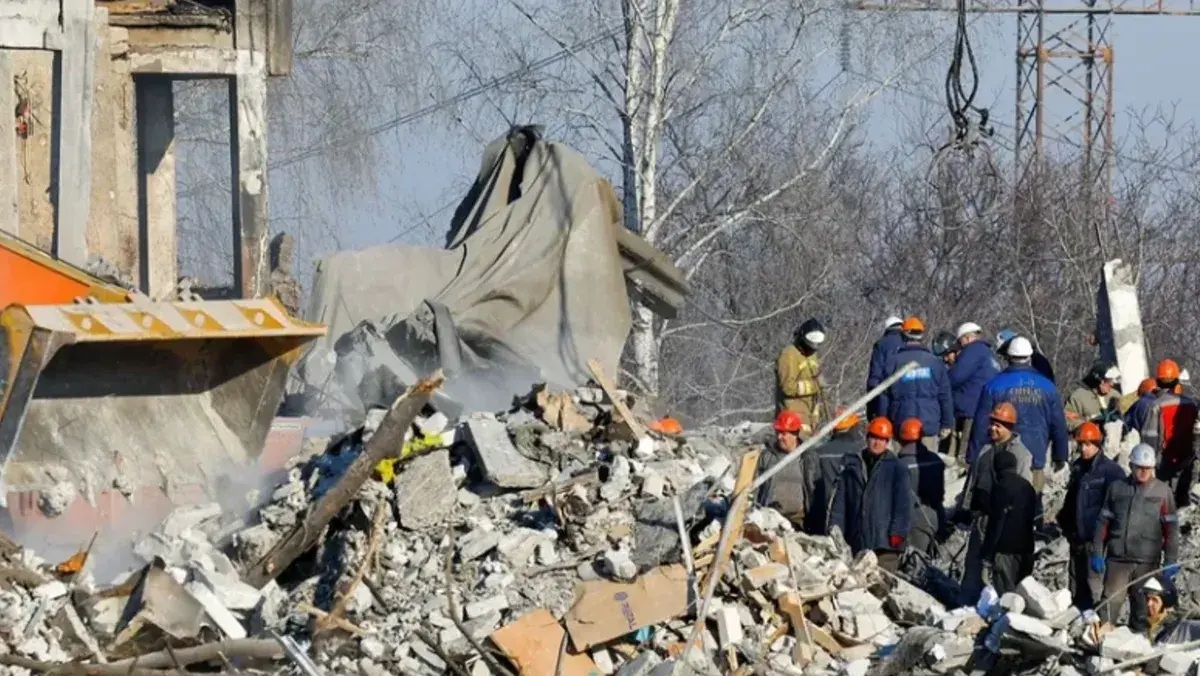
[741,563,789,589]
[999,593,1026,614]
[1004,612,1052,638]
[1158,648,1200,675]
[1100,626,1154,661]
[394,449,457,530]
[191,567,261,611]
[1016,577,1062,619]
[459,528,500,561]
[714,606,743,647]
[885,578,944,623]
[837,588,884,613]
[843,658,871,676]
[464,594,508,619]
[853,613,892,640]
[464,418,547,488]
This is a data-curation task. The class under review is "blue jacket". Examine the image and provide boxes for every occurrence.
[1056,454,1125,543]
[969,364,1069,468]
[950,340,1000,419]
[867,330,904,417]
[1123,392,1156,434]
[879,344,954,436]
[830,450,913,554]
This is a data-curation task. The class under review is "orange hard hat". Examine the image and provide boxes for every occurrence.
[1138,378,1157,396]
[649,417,683,435]
[1076,421,1102,443]
[1157,359,1181,382]
[866,416,894,439]
[901,316,925,335]
[833,407,860,432]
[774,410,804,434]
[898,418,923,443]
[990,401,1018,426]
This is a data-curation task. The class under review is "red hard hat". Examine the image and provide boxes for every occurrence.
[1076,421,1102,443]
[898,418,923,443]
[901,316,925,335]
[867,417,894,439]
[990,402,1018,426]
[1138,378,1157,396]
[1157,359,1181,382]
[774,410,804,434]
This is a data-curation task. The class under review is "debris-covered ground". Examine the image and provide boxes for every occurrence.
[3,381,1200,675]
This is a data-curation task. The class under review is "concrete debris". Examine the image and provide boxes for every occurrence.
[14,383,1200,676]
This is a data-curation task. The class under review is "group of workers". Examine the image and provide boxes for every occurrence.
[767,315,1198,634]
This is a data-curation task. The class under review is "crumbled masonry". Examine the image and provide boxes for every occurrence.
[3,385,1200,675]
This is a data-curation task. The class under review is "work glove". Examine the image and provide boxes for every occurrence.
[1089,554,1106,575]
[1052,460,1067,473]
[888,534,904,550]
[1164,563,1181,580]
[939,428,953,440]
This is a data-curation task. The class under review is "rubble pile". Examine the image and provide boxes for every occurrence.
[3,384,1200,675]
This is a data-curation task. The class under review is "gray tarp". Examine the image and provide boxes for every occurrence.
[294,126,633,421]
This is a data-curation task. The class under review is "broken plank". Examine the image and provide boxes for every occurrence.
[586,359,649,439]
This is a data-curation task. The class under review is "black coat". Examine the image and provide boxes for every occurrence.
[830,449,913,553]
[800,430,862,534]
[981,469,1038,557]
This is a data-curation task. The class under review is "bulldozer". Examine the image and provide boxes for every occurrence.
[0,230,325,533]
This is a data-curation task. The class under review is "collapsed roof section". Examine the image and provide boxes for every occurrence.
[292,126,688,423]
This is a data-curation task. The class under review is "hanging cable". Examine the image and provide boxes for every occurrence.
[942,0,993,151]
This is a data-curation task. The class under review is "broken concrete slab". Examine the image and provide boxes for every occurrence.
[394,449,457,530]
[464,417,548,489]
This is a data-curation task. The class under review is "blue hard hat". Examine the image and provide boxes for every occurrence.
[996,328,1017,346]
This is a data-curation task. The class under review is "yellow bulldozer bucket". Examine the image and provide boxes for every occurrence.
[0,233,325,501]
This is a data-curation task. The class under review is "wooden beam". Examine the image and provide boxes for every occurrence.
[53,0,98,266]
[231,0,269,298]
[265,0,292,76]
[135,75,176,298]
[0,52,19,235]
[128,47,239,74]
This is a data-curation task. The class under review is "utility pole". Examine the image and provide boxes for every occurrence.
[855,0,1200,233]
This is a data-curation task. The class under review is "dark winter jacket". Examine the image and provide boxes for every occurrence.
[950,340,1000,419]
[1032,352,1056,385]
[867,329,905,418]
[830,449,913,554]
[969,364,1069,469]
[879,344,954,437]
[981,452,1039,558]
[799,429,862,534]
[1055,454,1125,543]
[1093,476,1179,565]
[755,444,806,524]
[898,441,945,539]
[1123,392,1156,435]
[965,434,1033,514]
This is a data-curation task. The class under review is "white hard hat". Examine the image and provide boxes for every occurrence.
[956,322,983,340]
[1130,443,1156,468]
[1104,366,1121,382]
[1006,336,1034,359]
[883,316,903,331]
[805,330,826,346]
[1144,577,1165,595]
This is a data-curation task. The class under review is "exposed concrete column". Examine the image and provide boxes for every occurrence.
[230,0,269,298]
[0,52,18,236]
[135,75,176,298]
[53,0,97,266]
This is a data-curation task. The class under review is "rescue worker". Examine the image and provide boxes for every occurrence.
[1064,361,1121,433]
[959,402,1034,604]
[1141,359,1199,506]
[867,317,905,418]
[776,318,826,434]
[878,317,954,451]
[829,417,912,573]
[1054,422,1126,610]
[1144,577,1179,642]
[897,418,945,557]
[932,330,958,367]
[979,449,1038,596]
[1122,378,1158,434]
[949,322,999,464]
[755,410,807,527]
[799,408,863,535]
[996,328,1056,384]
[1091,444,1180,632]
[970,336,1069,493]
